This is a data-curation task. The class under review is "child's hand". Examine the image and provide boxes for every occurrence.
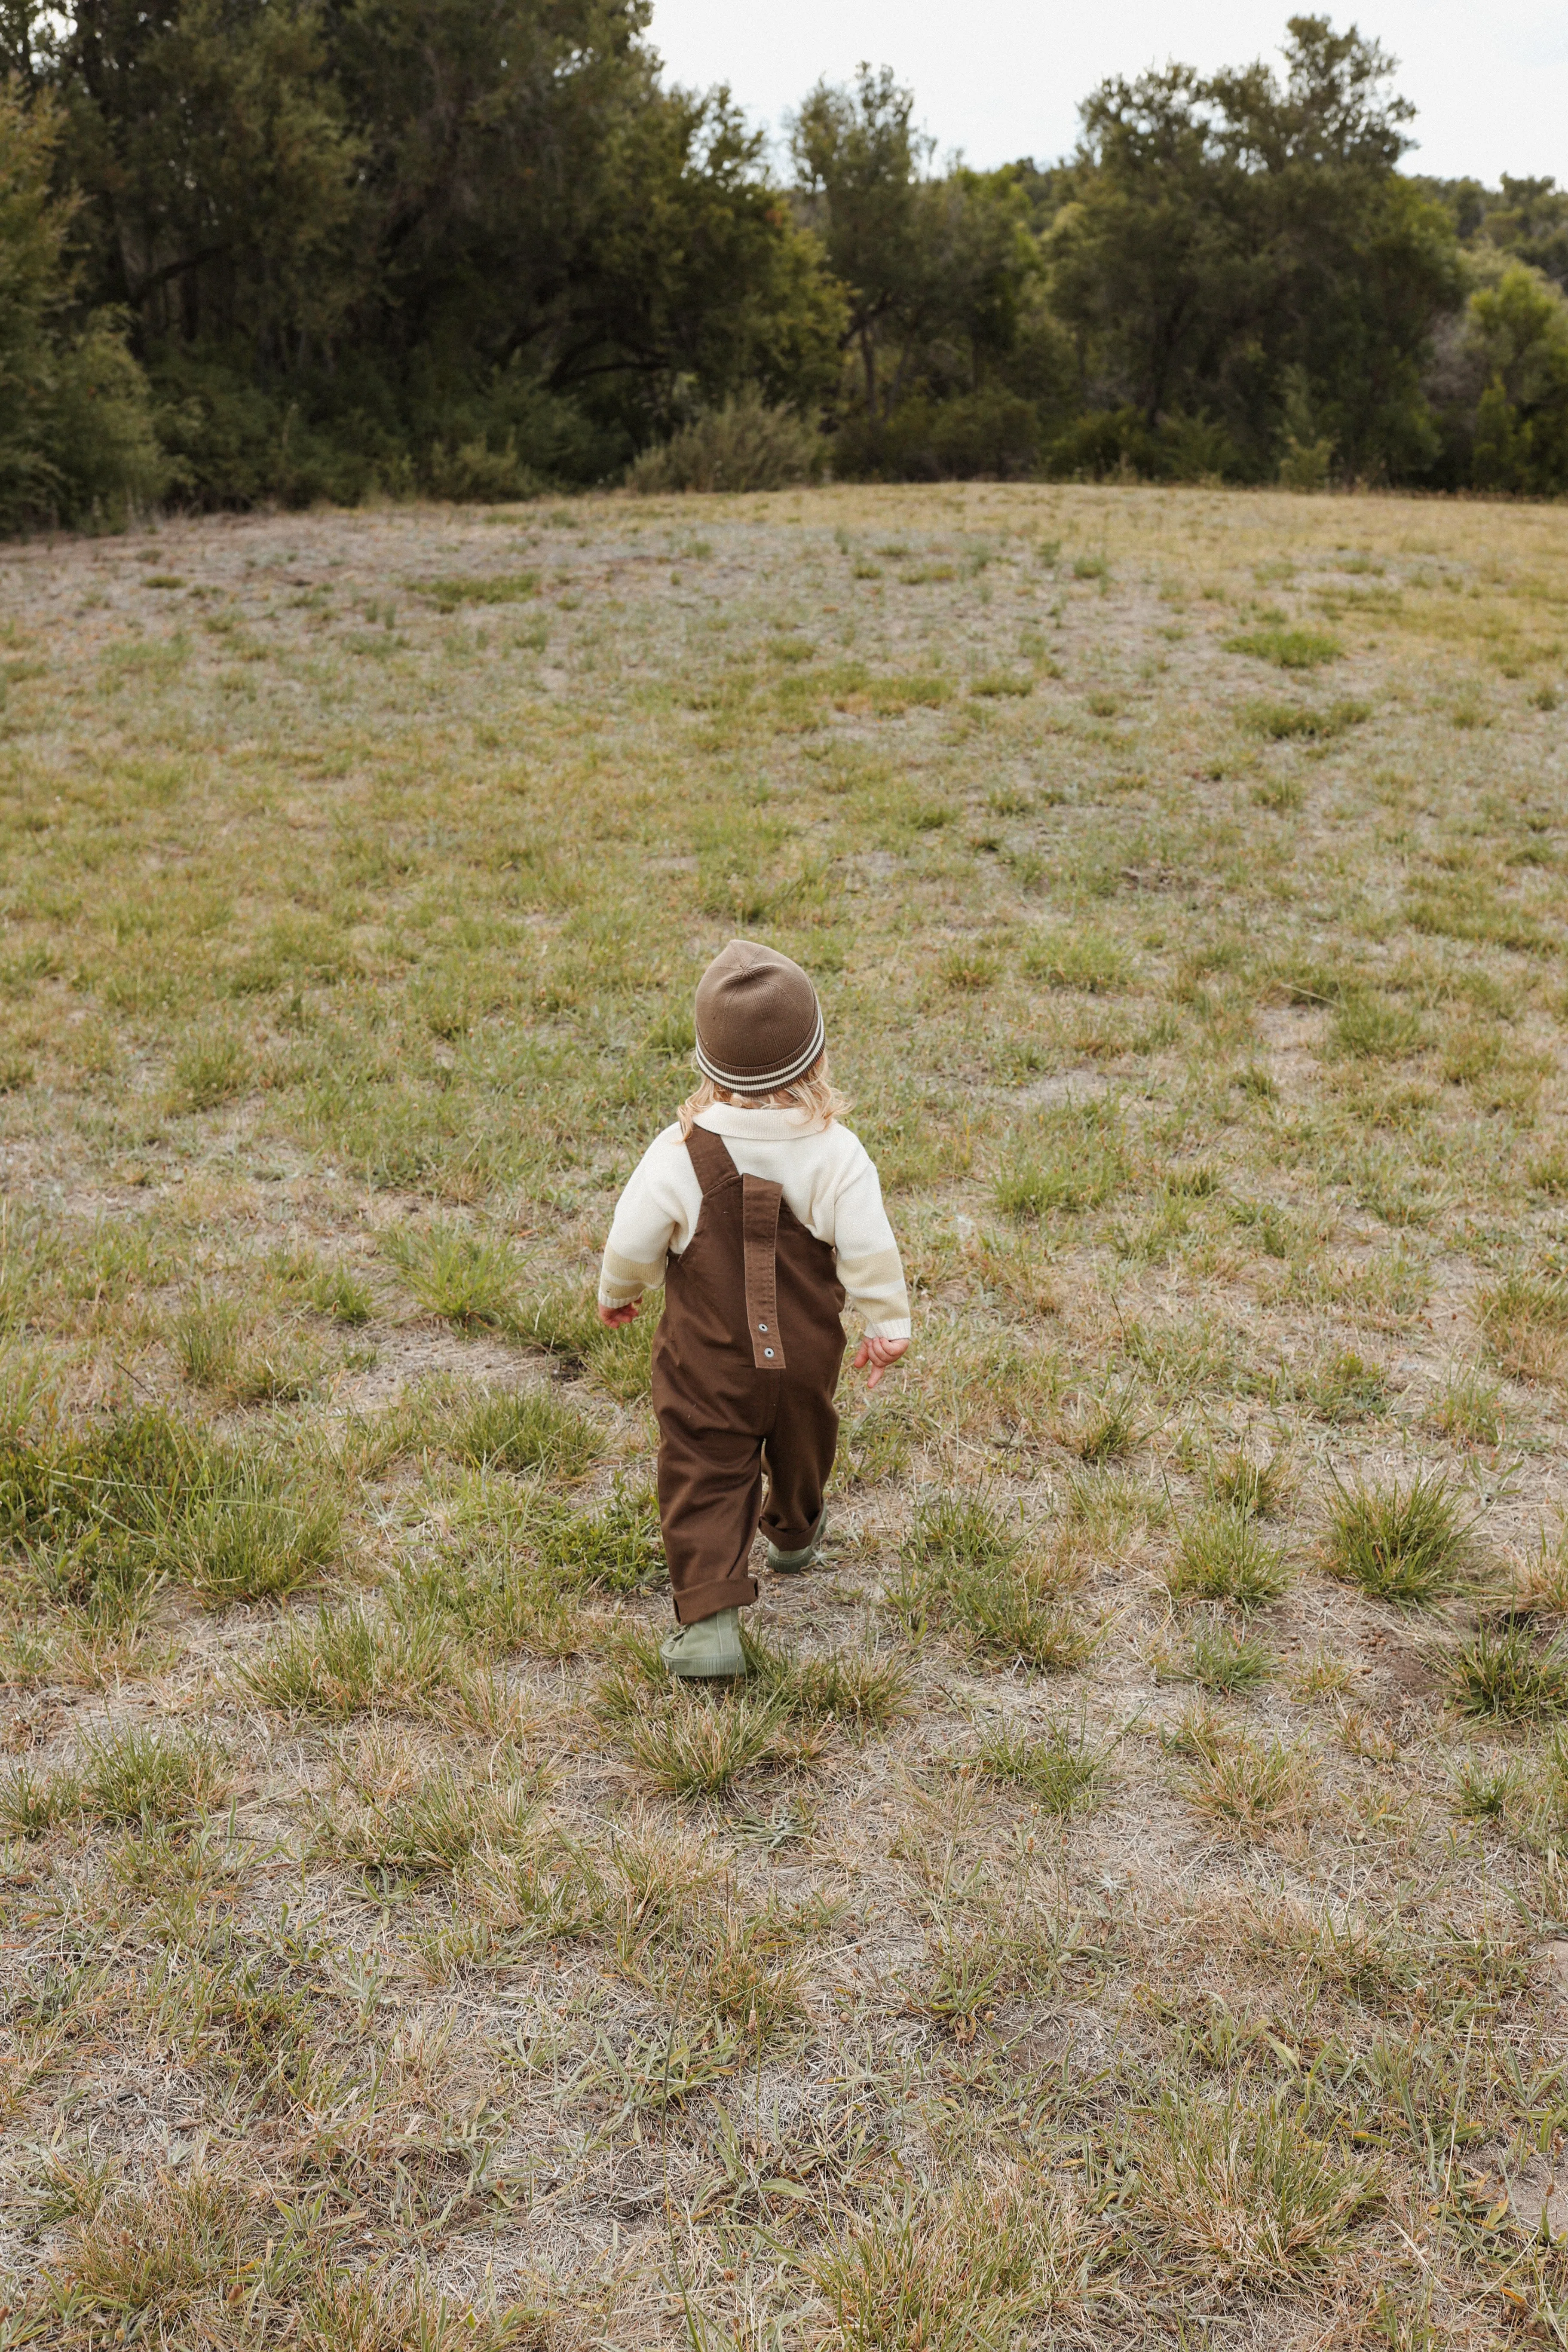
[597,1301,640,1328]
[853,1335,908,1391]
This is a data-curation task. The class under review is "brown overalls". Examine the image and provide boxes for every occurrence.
[650,1124,847,1624]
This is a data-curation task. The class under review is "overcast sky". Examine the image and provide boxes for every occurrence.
[648,3,1566,188]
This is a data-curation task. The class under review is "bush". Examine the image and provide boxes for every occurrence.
[147,342,611,511]
[1043,404,1244,482]
[0,88,165,532]
[833,388,1040,482]
[627,390,826,493]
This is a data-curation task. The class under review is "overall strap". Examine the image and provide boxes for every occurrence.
[742,1176,785,1371]
[683,1121,741,1198]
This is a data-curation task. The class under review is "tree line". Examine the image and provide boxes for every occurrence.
[1,4,1565,529]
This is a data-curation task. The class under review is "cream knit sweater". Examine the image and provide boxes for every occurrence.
[598,1103,911,1340]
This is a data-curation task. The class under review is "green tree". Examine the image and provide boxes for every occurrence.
[1047,16,1461,480]
[0,77,162,527]
[1466,260,1568,493]
[789,63,929,420]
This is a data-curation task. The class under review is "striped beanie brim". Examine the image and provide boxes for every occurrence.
[693,940,825,1096]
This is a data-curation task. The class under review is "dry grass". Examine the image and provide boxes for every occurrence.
[3,481,1568,2344]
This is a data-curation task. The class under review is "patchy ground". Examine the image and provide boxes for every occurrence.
[2,481,1568,2347]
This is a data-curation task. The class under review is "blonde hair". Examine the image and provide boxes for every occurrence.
[678,1051,848,1139]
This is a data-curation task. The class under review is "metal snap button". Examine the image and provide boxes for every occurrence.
[758,1322,768,1332]
[763,1348,775,1359]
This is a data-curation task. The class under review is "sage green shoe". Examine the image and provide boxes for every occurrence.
[766,1512,826,1577]
[660,1608,747,1679]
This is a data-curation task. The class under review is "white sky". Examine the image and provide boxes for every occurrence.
[648,3,1567,188]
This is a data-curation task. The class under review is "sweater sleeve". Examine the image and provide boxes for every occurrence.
[598,1133,686,1308]
[830,1142,911,1340]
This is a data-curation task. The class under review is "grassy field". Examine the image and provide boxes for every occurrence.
[2,480,1568,2348]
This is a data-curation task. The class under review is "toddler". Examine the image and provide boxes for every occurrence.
[597,940,910,1677]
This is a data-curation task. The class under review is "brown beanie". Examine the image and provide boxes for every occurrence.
[693,940,825,1096]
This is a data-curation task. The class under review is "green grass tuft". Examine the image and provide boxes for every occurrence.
[1225,626,1342,669]
[445,1386,600,1479]
[975,1715,1111,1813]
[382,1219,523,1325]
[1323,1471,1472,1608]
[1444,1620,1568,1721]
[1168,1511,1292,1607]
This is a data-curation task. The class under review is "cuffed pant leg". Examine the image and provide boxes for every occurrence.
[759,1377,841,1553]
[656,1411,764,1625]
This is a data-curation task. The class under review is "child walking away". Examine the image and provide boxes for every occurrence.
[597,940,910,1678]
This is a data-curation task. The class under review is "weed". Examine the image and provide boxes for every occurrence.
[1074,1390,1139,1466]
[312,1756,542,1880]
[420,571,539,609]
[698,1910,809,2037]
[1324,1472,1472,1607]
[746,1635,916,1734]
[1168,1510,1292,1607]
[172,1295,241,1391]
[810,2167,1095,2345]
[1449,1751,1522,1817]
[1290,1650,1354,1700]
[1308,1348,1389,1424]
[939,947,998,991]
[305,1261,374,1325]
[1330,993,1423,1059]
[0,1760,82,1838]
[241,1601,459,1718]
[1169,1622,1276,1692]
[891,1494,1093,1670]
[57,2169,252,2328]
[1242,697,1369,740]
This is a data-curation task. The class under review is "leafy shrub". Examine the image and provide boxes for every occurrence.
[1044,404,1243,482]
[628,391,825,493]
[0,86,166,532]
[835,388,1040,482]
